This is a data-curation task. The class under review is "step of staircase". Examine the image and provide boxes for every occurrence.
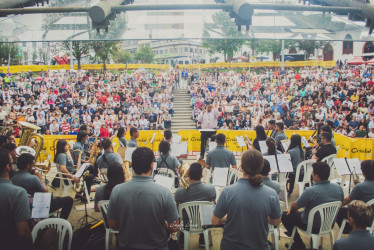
[171,88,194,132]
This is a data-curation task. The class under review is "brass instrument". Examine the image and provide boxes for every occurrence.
[178,162,190,189]
[88,137,100,166]
[18,121,44,161]
[0,126,10,135]
[123,161,132,182]
[72,149,86,193]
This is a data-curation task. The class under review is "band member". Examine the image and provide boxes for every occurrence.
[274,122,288,152]
[11,153,73,220]
[0,149,33,250]
[55,140,94,202]
[267,120,276,138]
[80,124,92,158]
[313,132,337,161]
[261,159,281,195]
[117,127,127,147]
[73,131,90,164]
[197,104,220,160]
[205,133,236,170]
[127,127,139,147]
[96,138,123,170]
[95,162,125,212]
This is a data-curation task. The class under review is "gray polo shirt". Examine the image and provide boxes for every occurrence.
[0,178,31,249]
[175,181,216,204]
[296,180,344,225]
[288,147,305,171]
[119,137,127,147]
[263,177,281,195]
[94,185,105,204]
[127,138,138,147]
[156,153,180,174]
[206,146,236,170]
[55,153,75,174]
[107,176,179,250]
[214,178,281,250]
[96,151,123,169]
[73,141,86,161]
[333,230,374,250]
[349,180,374,203]
[275,131,288,150]
[11,171,44,196]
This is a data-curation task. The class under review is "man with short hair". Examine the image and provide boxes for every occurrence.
[261,159,281,195]
[205,133,236,170]
[11,153,73,220]
[127,127,139,147]
[274,122,288,152]
[197,104,220,160]
[96,137,123,169]
[107,147,179,250]
[0,149,33,250]
[333,200,374,250]
[268,120,276,138]
[313,132,337,161]
[282,162,344,249]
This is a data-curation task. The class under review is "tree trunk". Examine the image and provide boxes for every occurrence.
[77,56,81,70]
[224,51,227,62]
[103,60,107,71]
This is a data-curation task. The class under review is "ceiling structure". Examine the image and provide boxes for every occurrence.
[0,0,373,42]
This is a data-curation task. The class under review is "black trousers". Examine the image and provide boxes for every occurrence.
[200,131,216,157]
[336,207,352,234]
[50,196,74,220]
[281,211,321,247]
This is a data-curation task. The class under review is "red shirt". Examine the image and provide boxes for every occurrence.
[61,123,70,132]
[100,128,110,137]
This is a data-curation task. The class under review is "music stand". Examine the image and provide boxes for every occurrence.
[77,181,98,228]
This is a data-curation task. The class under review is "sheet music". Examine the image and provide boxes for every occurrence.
[213,167,229,187]
[74,163,90,178]
[209,141,217,151]
[346,158,362,175]
[199,129,215,132]
[32,192,51,219]
[200,204,216,226]
[244,134,252,144]
[333,158,351,176]
[125,147,137,162]
[172,135,182,143]
[301,136,310,148]
[263,155,278,174]
[236,136,246,147]
[171,142,188,157]
[154,175,174,191]
[259,140,267,154]
[150,133,156,144]
[281,139,290,152]
[276,154,294,173]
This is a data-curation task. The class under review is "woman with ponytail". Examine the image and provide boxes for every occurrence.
[212,149,281,250]
[94,162,125,212]
[263,137,282,156]
[287,134,305,194]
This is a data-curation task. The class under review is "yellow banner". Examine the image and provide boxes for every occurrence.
[177,61,336,69]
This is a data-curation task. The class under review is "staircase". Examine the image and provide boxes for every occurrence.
[171,89,196,134]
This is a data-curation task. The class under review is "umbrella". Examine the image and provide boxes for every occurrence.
[347,57,364,65]
[365,58,374,64]
[35,77,43,81]
[257,56,269,60]
[237,56,249,62]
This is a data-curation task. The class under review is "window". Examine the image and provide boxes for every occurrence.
[200,49,202,53]
[343,34,353,55]
[184,47,188,52]
[190,48,193,52]
[160,50,163,54]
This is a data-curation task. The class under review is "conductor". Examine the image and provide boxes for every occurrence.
[197,104,220,160]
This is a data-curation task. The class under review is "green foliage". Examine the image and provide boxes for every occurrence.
[295,40,327,59]
[113,48,132,64]
[0,40,22,65]
[90,41,119,70]
[134,46,154,63]
[201,12,246,62]
[247,40,297,60]
[61,41,90,69]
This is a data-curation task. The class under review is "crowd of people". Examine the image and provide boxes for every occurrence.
[186,66,374,138]
[0,68,177,136]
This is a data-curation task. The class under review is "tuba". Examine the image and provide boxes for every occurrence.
[178,163,190,189]
[88,137,100,166]
[18,121,44,161]
[0,126,10,135]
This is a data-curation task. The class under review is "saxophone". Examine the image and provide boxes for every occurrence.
[89,137,100,166]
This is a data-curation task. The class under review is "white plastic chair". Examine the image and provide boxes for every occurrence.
[295,159,316,198]
[268,201,286,250]
[278,173,289,209]
[337,199,374,239]
[178,201,214,250]
[321,154,337,179]
[98,200,119,250]
[54,162,73,197]
[32,218,73,250]
[288,201,342,250]
[227,167,238,185]
[157,167,176,180]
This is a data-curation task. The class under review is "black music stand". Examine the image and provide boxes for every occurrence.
[77,181,98,228]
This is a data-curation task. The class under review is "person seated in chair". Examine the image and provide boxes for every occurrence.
[281,161,344,249]
[260,159,281,195]
[96,138,123,170]
[333,200,374,250]
[11,153,73,220]
[313,132,336,161]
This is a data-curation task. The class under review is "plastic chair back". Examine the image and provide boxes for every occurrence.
[306,201,342,235]
[295,159,316,197]
[227,168,238,185]
[157,167,176,180]
[178,201,213,233]
[32,218,73,250]
[367,199,374,233]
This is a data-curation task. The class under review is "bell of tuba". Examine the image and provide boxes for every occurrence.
[178,162,190,189]
[18,121,44,161]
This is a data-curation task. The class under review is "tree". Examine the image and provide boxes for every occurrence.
[113,48,132,64]
[249,40,297,60]
[134,46,154,63]
[0,40,22,65]
[296,40,327,60]
[62,41,90,69]
[201,12,246,62]
[90,41,119,70]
